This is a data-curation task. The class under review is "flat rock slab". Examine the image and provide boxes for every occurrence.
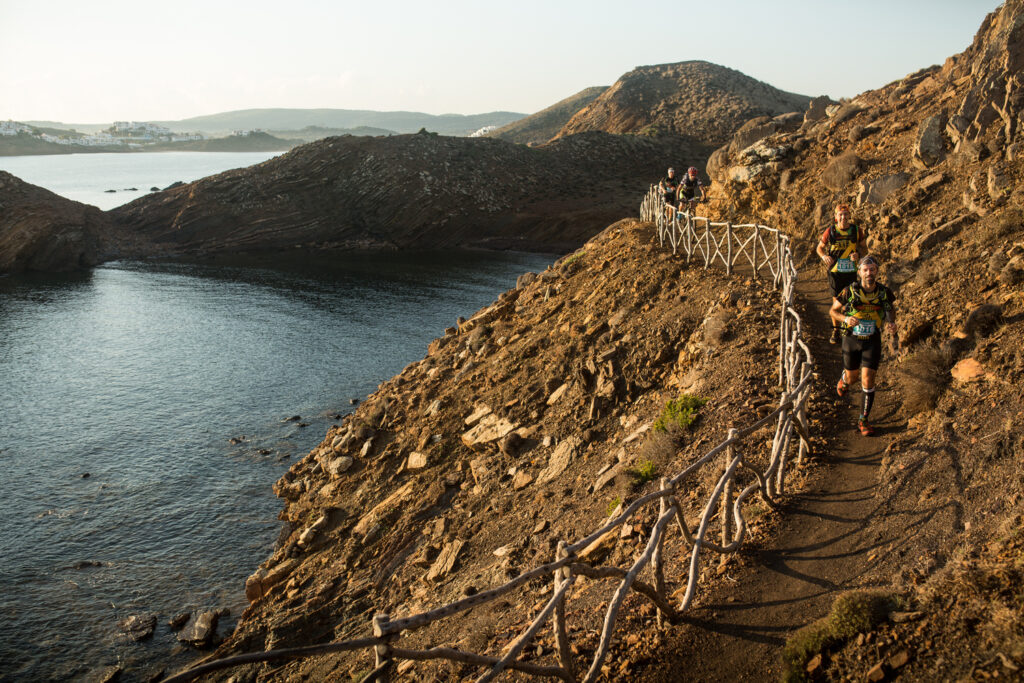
[177,610,218,646]
[539,436,581,484]
[461,414,518,448]
[427,540,465,582]
[117,614,156,641]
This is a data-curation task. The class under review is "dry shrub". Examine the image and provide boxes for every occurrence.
[638,429,678,464]
[913,263,938,289]
[898,346,951,415]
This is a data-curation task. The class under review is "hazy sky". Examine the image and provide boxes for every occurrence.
[0,0,999,123]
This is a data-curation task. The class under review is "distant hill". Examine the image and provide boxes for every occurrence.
[147,131,299,152]
[556,61,812,147]
[24,109,526,138]
[268,125,396,142]
[487,86,608,145]
[155,108,526,137]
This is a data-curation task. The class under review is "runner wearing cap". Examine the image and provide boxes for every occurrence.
[817,204,868,344]
[829,255,897,436]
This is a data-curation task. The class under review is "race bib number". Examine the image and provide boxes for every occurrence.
[835,258,856,273]
[852,320,877,337]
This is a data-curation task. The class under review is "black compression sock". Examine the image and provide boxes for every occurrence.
[861,387,875,419]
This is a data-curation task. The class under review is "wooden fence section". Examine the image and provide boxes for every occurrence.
[162,189,816,683]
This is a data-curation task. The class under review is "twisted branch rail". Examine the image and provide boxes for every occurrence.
[162,187,815,683]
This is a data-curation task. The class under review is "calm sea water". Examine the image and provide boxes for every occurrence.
[0,151,282,210]
[0,154,556,681]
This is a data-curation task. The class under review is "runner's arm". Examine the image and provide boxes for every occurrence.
[817,233,835,268]
[829,298,854,327]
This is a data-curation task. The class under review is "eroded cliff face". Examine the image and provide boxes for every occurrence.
[555,61,813,148]
[699,1,1024,678]
[194,218,798,681]
[108,131,706,258]
[0,171,117,273]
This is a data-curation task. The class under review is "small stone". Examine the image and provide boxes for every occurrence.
[805,653,824,676]
[177,611,219,646]
[546,383,569,405]
[407,452,428,470]
[426,540,465,582]
[326,456,354,477]
[888,650,910,669]
[866,661,886,682]
[533,520,549,534]
[359,439,373,458]
[889,611,923,623]
[951,358,986,382]
[168,612,191,630]
[512,471,534,490]
[117,614,157,641]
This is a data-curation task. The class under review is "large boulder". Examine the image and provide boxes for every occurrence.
[912,115,947,169]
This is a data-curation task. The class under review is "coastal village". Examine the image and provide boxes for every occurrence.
[0,119,262,148]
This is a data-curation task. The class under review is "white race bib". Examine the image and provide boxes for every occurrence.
[835,258,856,273]
[852,320,877,337]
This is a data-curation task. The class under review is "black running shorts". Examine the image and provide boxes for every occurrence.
[842,334,882,371]
[663,193,677,207]
[828,270,856,299]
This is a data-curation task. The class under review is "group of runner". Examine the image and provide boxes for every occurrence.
[658,166,708,217]
[817,203,898,437]
[654,165,897,437]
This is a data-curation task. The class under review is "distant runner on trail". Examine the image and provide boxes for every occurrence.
[659,167,680,221]
[677,166,707,213]
[817,203,868,344]
[830,256,897,436]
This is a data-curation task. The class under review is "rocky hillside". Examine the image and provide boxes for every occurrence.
[488,87,609,146]
[174,215,811,682]
[702,1,1024,678]
[0,171,118,272]
[555,61,812,148]
[108,131,703,257]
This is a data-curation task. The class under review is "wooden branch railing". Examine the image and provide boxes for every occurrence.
[161,187,815,683]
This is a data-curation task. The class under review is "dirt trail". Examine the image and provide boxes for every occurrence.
[638,264,901,681]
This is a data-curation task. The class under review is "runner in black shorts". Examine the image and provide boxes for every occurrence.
[829,256,897,436]
[659,168,680,222]
[817,204,868,344]
[678,166,707,213]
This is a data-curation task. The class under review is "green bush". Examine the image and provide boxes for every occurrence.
[606,496,622,517]
[630,459,658,484]
[653,395,708,434]
[782,591,898,682]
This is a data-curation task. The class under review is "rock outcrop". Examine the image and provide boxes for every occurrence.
[109,131,704,257]
[554,61,812,147]
[0,171,117,273]
[690,2,1024,678]
[488,86,609,146]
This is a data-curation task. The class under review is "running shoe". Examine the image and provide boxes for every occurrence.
[858,418,875,436]
[837,378,849,397]
[829,328,841,345]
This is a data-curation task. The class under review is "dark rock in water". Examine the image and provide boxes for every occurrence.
[167,612,191,630]
[86,665,121,683]
[117,614,157,641]
[69,560,106,570]
[149,186,159,191]
[257,448,272,455]
[284,415,301,422]
[297,422,309,428]
[228,436,245,445]
[104,189,117,193]
[349,398,359,405]
[81,472,90,478]
[177,610,219,646]
[123,187,138,192]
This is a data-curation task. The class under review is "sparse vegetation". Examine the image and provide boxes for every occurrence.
[782,591,899,682]
[607,496,623,517]
[653,394,708,436]
[897,345,951,415]
[629,459,658,485]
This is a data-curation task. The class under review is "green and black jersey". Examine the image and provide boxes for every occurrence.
[819,223,866,274]
[837,281,896,339]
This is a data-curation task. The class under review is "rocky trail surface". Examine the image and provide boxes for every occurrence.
[633,266,905,681]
